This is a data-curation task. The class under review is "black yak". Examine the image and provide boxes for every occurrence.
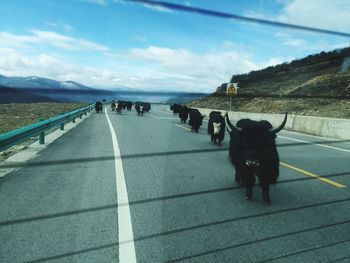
[144,102,151,112]
[208,111,225,146]
[171,104,181,115]
[111,101,116,111]
[95,101,103,113]
[226,113,287,204]
[188,109,205,133]
[126,101,133,111]
[135,102,144,116]
[179,106,189,123]
[116,102,123,114]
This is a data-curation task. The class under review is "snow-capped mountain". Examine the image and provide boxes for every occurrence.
[0,75,93,90]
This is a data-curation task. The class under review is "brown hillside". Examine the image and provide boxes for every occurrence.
[189,47,350,118]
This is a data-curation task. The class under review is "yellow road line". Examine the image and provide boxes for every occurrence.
[176,124,191,131]
[280,161,346,188]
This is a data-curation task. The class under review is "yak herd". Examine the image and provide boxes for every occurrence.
[95,100,151,116]
[96,101,288,205]
[171,103,287,205]
[108,100,151,116]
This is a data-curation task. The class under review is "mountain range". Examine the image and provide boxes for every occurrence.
[0,75,93,91]
[0,75,205,104]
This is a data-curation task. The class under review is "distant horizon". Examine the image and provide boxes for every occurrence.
[0,73,213,94]
[1,0,349,92]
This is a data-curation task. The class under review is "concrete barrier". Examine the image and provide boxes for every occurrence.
[194,107,350,140]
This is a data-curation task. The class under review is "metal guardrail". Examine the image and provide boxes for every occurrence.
[0,104,95,152]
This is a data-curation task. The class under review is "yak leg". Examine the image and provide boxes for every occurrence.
[245,172,255,201]
[262,184,271,205]
[234,171,243,185]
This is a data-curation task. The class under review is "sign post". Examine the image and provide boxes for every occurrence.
[226,83,238,111]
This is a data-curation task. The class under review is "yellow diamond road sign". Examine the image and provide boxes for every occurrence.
[227,83,238,95]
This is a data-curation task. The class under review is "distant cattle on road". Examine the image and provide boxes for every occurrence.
[208,111,225,146]
[135,103,144,116]
[116,102,123,114]
[179,106,189,123]
[144,103,151,112]
[188,109,205,133]
[171,104,181,115]
[111,101,116,111]
[126,101,133,111]
[226,113,287,204]
[95,101,103,113]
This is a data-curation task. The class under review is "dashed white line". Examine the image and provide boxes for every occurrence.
[278,135,350,153]
[149,113,179,120]
[105,108,137,263]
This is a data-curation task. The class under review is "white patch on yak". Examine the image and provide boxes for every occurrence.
[213,122,221,135]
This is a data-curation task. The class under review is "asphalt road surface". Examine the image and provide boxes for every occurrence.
[1,104,349,263]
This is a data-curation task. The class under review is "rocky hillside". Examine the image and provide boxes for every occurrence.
[188,47,350,118]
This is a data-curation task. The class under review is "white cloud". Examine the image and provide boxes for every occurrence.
[106,45,290,91]
[46,21,75,32]
[132,35,148,42]
[244,0,350,33]
[141,3,173,13]
[244,10,269,20]
[0,44,290,92]
[83,0,108,5]
[277,0,350,33]
[112,0,173,13]
[0,49,123,88]
[0,24,293,93]
[275,31,349,52]
[0,30,110,52]
[274,32,306,47]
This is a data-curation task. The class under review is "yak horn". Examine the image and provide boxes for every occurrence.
[269,113,288,134]
[225,113,242,132]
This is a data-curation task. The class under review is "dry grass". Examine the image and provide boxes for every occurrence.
[0,102,89,134]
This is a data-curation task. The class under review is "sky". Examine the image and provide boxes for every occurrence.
[0,0,349,92]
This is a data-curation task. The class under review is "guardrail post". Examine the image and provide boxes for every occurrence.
[39,131,45,144]
[85,112,87,116]
[60,123,64,130]
[72,118,76,123]
[80,114,82,119]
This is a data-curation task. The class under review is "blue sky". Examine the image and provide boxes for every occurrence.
[0,0,349,92]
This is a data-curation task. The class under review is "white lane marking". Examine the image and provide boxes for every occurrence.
[153,108,171,113]
[278,135,350,153]
[152,107,173,115]
[150,111,209,123]
[149,113,179,120]
[105,108,137,263]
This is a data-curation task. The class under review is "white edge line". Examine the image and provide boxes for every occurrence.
[278,135,350,153]
[105,108,137,263]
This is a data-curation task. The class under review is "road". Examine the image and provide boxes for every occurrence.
[1,104,349,263]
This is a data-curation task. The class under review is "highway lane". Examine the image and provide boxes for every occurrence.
[111,105,350,262]
[0,112,119,262]
[0,104,349,262]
